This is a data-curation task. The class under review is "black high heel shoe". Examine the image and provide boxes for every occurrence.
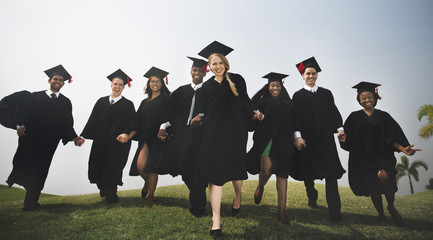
[210,228,222,236]
[254,186,264,204]
[231,193,241,216]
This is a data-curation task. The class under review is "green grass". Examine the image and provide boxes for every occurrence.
[0,185,56,202]
[1,181,432,239]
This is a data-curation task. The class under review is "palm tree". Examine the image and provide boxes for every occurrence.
[396,155,428,194]
[417,104,433,140]
[426,178,433,190]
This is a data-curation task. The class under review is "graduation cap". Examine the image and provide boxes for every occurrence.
[187,56,209,72]
[296,57,322,75]
[262,72,289,83]
[107,69,132,87]
[144,66,169,84]
[352,81,382,99]
[198,41,233,59]
[44,64,73,83]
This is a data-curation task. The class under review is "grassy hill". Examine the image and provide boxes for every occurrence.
[1,181,432,240]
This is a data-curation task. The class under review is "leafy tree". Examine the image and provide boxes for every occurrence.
[396,155,428,194]
[417,104,433,140]
[426,178,433,190]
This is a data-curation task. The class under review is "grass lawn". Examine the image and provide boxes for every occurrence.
[1,181,432,239]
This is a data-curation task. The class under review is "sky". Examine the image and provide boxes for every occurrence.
[0,0,432,197]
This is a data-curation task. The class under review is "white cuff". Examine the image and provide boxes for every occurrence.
[294,131,302,139]
[160,121,172,130]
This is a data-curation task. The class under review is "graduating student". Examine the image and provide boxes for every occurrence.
[247,72,294,224]
[3,65,84,211]
[157,56,208,218]
[339,82,420,225]
[80,69,135,203]
[292,57,346,220]
[117,67,170,204]
[191,41,263,236]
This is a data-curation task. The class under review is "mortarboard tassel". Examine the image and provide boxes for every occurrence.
[127,76,131,87]
[297,62,305,74]
[202,64,210,73]
[376,87,382,100]
[68,76,73,83]
[165,74,168,84]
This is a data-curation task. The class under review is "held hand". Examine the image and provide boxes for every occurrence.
[116,133,129,143]
[294,137,306,151]
[402,144,422,156]
[190,114,202,128]
[253,110,265,121]
[17,126,26,136]
[157,129,168,142]
[337,130,346,142]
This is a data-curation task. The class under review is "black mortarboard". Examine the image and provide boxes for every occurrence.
[262,72,289,83]
[44,64,72,83]
[296,57,322,75]
[187,56,208,69]
[143,66,169,84]
[198,41,233,59]
[352,81,381,98]
[107,69,132,87]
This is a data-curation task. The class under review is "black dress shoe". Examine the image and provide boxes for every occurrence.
[23,202,40,211]
[308,199,317,209]
[210,228,221,236]
[190,209,206,218]
[254,186,264,205]
[106,192,119,204]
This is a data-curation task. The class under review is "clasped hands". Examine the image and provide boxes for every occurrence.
[73,136,85,146]
[295,130,346,151]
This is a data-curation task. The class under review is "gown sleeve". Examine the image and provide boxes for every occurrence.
[80,98,102,140]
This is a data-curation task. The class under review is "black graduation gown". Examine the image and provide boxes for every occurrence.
[80,96,135,188]
[246,97,295,178]
[194,73,254,186]
[162,84,203,176]
[6,91,77,191]
[0,90,31,129]
[290,87,346,181]
[128,95,170,176]
[340,109,410,196]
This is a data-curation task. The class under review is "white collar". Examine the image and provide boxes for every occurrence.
[304,85,318,92]
[191,82,203,91]
[109,95,123,104]
[46,90,59,98]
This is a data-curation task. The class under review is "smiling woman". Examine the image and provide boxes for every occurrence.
[116,66,171,205]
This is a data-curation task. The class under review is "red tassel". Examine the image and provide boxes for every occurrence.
[165,74,168,84]
[297,62,305,74]
[376,87,382,100]
[68,76,72,83]
[127,76,131,87]
[202,64,210,73]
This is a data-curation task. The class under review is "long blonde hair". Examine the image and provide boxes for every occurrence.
[208,53,238,96]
